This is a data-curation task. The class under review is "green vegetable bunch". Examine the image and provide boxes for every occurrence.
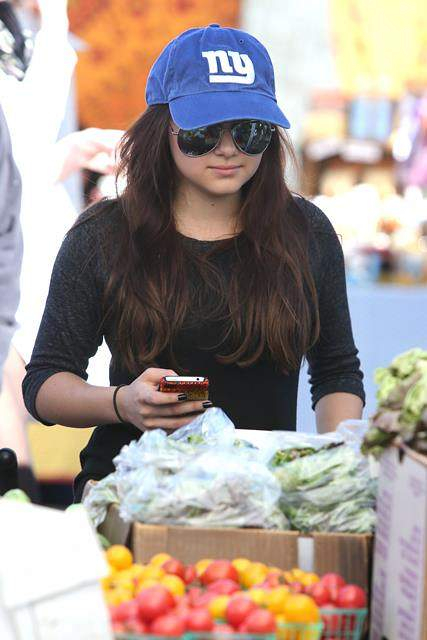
[362,348,427,458]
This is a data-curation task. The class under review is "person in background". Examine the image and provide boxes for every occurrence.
[0,0,123,500]
[22,25,365,503]
[0,103,21,387]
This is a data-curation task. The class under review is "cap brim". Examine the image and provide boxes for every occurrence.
[169,91,290,130]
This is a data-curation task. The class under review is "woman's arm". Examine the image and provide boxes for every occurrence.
[304,201,365,431]
[35,371,118,427]
[315,392,363,433]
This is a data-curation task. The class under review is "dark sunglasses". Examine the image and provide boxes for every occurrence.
[171,120,275,157]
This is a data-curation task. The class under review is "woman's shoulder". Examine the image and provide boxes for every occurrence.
[292,194,337,237]
[70,197,122,239]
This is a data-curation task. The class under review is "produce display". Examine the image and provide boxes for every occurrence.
[85,409,376,534]
[102,546,367,640]
[362,348,427,457]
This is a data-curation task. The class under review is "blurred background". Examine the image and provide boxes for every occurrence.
[1,0,426,504]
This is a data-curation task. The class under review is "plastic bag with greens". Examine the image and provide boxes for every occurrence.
[273,440,376,533]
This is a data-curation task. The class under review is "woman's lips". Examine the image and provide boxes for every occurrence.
[208,165,241,175]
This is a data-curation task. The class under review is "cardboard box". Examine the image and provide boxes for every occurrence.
[370,445,427,640]
[99,503,373,592]
[0,501,113,640]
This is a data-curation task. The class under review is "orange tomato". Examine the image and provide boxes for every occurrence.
[106,545,133,571]
[265,586,290,614]
[283,594,320,624]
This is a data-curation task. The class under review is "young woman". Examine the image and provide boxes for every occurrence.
[22,25,365,502]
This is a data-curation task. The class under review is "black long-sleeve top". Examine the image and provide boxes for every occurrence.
[22,196,365,501]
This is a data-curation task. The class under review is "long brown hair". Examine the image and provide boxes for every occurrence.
[101,104,319,374]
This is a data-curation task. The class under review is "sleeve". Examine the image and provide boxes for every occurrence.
[305,206,365,409]
[0,105,22,385]
[22,217,104,424]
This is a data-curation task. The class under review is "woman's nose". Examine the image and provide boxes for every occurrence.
[214,129,238,156]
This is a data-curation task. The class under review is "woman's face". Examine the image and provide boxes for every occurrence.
[169,121,263,197]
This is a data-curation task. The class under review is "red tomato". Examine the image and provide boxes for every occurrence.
[109,600,139,623]
[288,581,304,594]
[200,560,239,586]
[320,573,346,603]
[125,617,147,634]
[192,591,217,609]
[207,578,240,595]
[321,604,342,634]
[186,608,214,632]
[162,558,186,580]
[214,624,235,634]
[264,572,282,588]
[136,585,175,622]
[187,587,203,607]
[306,582,331,606]
[112,622,127,633]
[225,597,258,629]
[244,609,276,633]
[184,565,197,585]
[336,585,367,609]
[150,614,186,637]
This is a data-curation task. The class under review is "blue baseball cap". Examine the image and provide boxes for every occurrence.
[146,24,290,130]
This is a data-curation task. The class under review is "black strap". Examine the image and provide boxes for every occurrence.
[113,384,127,423]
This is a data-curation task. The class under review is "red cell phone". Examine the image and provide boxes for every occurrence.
[159,376,209,401]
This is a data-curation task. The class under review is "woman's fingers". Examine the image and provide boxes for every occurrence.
[142,400,210,417]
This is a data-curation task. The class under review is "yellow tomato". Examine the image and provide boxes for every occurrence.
[265,586,290,614]
[232,558,252,575]
[161,574,186,597]
[208,595,230,620]
[283,594,320,624]
[283,571,294,584]
[106,545,133,571]
[195,558,213,576]
[291,568,305,582]
[241,562,268,589]
[267,566,283,575]
[104,586,133,606]
[247,588,267,606]
[150,552,172,567]
[141,565,165,581]
[300,573,320,587]
[135,578,161,594]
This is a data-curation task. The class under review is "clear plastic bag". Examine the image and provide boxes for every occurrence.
[113,408,287,529]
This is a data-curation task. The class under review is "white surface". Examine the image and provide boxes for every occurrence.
[370,448,427,640]
[0,501,112,640]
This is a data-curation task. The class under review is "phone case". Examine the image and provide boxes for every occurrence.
[159,377,209,401]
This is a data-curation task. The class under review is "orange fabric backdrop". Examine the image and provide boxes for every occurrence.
[68,0,240,129]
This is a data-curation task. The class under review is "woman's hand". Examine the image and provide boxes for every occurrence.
[115,368,212,431]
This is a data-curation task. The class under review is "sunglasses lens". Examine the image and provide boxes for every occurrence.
[232,120,273,154]
[177,125,222,157]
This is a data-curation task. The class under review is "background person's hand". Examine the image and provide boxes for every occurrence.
[115,368,212,432]
[54,127,124,183]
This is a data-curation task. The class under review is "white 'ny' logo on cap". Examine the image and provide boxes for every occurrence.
[202,50,255,85]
